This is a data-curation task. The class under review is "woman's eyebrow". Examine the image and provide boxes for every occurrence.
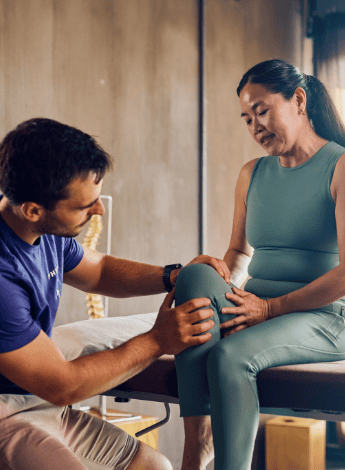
[240,101,263,118]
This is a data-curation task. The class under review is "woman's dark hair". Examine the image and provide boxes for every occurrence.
[237,59,345,148]
[0,118,113,210]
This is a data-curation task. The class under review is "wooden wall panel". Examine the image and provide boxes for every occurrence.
[0,0,199,321]
[205,0,304,260]
[0,1,306,468]
[0,2,198,468]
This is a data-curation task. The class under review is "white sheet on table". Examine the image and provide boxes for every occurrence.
[52,312,158,360]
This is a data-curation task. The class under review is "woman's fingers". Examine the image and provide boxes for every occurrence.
[220,315,246,330]
[223,324,247,337]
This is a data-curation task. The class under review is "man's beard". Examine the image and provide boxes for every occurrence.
[37,213,91,238]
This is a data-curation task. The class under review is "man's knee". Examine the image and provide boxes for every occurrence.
[126,441,173,470]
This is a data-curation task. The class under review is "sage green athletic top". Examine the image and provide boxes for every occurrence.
[244,141,345,299]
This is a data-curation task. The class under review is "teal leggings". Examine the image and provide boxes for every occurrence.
[175,264,345,470]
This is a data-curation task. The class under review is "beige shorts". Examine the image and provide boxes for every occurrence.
[0,394,139,470]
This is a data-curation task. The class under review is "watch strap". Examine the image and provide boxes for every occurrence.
[163,263,183,292]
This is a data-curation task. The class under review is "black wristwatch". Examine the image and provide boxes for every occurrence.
[163,263,183,292]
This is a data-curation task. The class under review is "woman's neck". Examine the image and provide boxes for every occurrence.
[279,129,329,168]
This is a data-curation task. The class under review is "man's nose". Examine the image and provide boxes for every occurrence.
[91,198,105,216]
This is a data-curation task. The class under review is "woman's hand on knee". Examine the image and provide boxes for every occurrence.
[185,255,231,284]
[220,287,269,336]
[151,289,215,355]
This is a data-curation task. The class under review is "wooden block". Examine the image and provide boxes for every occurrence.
[87,407,159,450]
[265,416,326,470]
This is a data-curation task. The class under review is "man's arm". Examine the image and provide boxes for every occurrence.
[63,246,231,297]
[0,291,214,406]
[63,246,166,297]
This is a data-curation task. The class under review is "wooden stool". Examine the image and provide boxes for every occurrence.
[265,416,326,470]
[87,407,159,450]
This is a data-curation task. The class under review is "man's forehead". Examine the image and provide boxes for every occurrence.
[63,174,103,207]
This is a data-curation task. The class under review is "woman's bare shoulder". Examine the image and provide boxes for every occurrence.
[239,157,261,188]
[233,157,261,209]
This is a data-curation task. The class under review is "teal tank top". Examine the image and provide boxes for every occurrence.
[244,141,345,299]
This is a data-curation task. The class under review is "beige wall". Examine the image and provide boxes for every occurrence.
[206,0,306,259]
[0,1,307,469]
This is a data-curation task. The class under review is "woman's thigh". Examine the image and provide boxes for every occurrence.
[209,308,345,379]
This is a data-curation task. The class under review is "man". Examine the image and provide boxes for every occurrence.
[0,118,230,470]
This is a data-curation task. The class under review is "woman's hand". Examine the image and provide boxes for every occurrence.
[220,287,269,336]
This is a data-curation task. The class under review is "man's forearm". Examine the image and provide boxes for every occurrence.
[56,331,162,406]
[223,248,251,287]
[268,265,345,318]
[93,255,166,298]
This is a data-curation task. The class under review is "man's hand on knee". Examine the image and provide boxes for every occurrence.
[150,289,214,355]
[185,255,231,284]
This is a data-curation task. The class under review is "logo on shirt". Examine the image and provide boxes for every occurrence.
[48,265,59,279]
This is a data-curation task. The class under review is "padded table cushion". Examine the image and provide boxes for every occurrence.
[257,361,345,412]
[110,357,345,412]
[52,314,345,412]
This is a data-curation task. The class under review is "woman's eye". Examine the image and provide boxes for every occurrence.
[259,110,267,116]
[246,120,252,126]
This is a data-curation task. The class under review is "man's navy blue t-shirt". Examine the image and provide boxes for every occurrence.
[0,210,84,394]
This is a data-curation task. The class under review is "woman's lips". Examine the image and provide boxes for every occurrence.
[261,134,274,146]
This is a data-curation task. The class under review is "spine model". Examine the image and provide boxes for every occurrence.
[82,215,105,319]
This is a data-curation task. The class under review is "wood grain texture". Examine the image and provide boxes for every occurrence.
[205,0,304,258]
[266,416,326,470]
[0,2,306,469]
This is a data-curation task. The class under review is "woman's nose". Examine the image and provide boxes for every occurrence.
[252,118,264,135]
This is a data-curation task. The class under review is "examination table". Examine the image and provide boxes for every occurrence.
[52,312,345,437]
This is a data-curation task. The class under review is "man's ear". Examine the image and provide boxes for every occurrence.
[20,202,45,222]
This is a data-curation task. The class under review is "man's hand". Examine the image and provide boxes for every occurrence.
[170,255,231,287]
[150,289,215,355]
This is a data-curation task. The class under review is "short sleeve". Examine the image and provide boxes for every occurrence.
[63,238,84,273]
[0,276,41,353]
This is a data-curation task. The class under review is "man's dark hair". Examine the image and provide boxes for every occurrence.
[0,118,113,210]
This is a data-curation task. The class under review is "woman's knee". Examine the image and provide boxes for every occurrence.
[175,263,224,305]
[177,263,219,283]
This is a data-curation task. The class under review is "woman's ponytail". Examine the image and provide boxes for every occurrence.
[305,75,345,147]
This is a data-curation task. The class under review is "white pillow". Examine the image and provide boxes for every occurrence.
[52,312,158,361]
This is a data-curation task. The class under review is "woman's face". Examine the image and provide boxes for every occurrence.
[239,82,303,156]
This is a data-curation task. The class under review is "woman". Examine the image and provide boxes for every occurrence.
[175,59,345,470]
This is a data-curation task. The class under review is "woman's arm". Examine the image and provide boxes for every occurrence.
[223,159,257,286]
[267,265,345,318]
[221,154,345,334]
[224,248,251,288]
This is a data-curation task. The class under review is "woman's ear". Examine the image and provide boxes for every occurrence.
[20,202,45,222]
[294,86,307,114]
